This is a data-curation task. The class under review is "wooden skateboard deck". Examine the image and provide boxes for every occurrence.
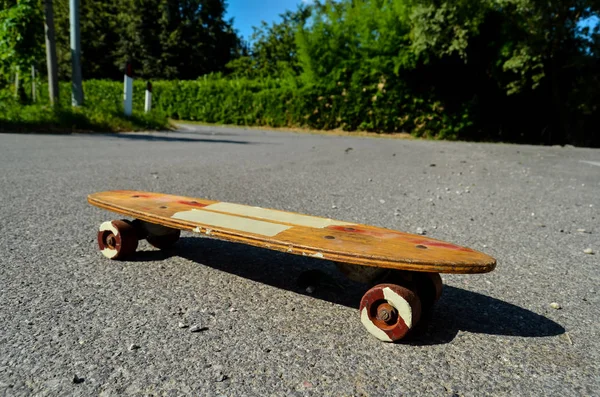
[88,190,495,274]
[88,190,496,343]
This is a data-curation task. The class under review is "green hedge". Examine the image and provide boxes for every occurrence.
[1,85,169,133]
[31,77,474,139]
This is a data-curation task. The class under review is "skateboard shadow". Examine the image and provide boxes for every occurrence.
[0,129,258,144]
[174,129,245,138]
[89,132,258,144]
[140,236,565,344]
[407,285,566,345]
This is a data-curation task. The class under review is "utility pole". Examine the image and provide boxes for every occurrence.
[14,68,19,99]
[70,0,83,106]
[44,0,59,106]
[31,65,36,102]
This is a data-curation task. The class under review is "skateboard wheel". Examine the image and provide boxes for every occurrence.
[360,284,421,342]
[97,220,139,259]
[146,229,180,249]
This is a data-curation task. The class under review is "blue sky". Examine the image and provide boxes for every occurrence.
[226,0,309,42]
[226,1,598,43]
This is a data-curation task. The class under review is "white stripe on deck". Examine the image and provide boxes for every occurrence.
[203,202,354,228]
[172,209,291,237]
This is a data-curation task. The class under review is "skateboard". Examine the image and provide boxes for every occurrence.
[88,190,496,342]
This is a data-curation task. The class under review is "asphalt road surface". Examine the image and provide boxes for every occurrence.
[1,125,598,396]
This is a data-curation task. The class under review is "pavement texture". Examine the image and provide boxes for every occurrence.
[0,124,598,396]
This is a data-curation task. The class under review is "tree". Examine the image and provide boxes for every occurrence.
[53,0,121,80]
[111,0,240,79]
[0,0,44,83]
[406,0,600,144]
[295,0,414,83]
[226,4,311,78]
[49,0,241,80]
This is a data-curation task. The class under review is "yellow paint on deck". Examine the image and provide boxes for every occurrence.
[172,209,291,237]
[204,202,355,229]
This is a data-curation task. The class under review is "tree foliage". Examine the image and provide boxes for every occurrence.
[108,0,240,79]
[227,4,311,78]
[1,0,598,145]
[252,0,599,145]
[0,0,44,80]
[2,0,241,81]
[52,0,120,79]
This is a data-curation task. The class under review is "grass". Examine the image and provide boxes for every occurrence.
[0,93,171,133]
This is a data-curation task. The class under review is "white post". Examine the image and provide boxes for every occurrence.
[145,81,152,113]
[123,62,133,116]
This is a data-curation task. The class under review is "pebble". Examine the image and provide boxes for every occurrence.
[215,373,227,382]
[550,302,562,310]
[190,324,208,333]
[583,248,594,255]
[331,205,337,209]
[416,227,426,235]
[128,344,140,351]
[300,380,314,389]
[178,321,189,328]
[213,365,227,382]
[72,375,84,384]
[379,199,386,204]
